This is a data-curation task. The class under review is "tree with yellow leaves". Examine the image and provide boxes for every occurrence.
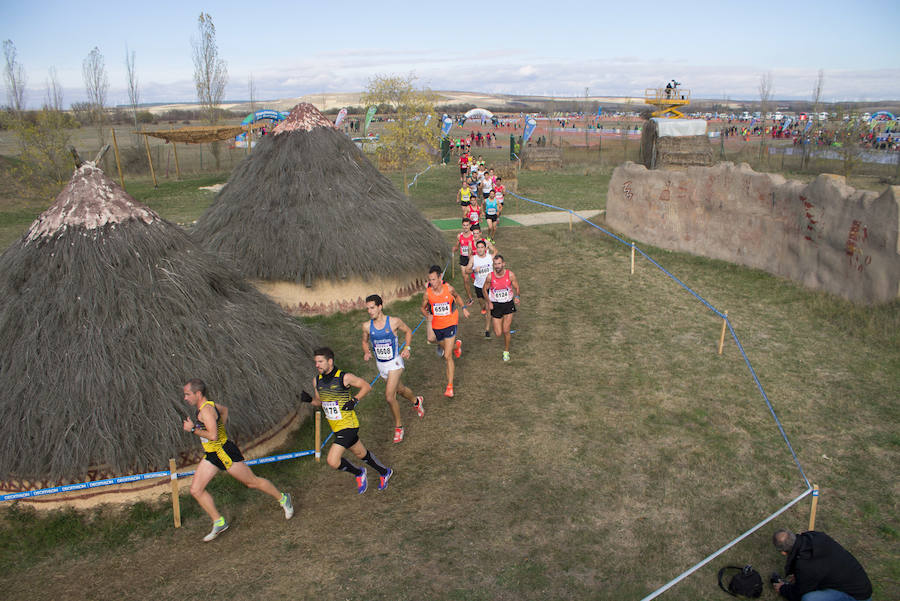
[362,73,437,190]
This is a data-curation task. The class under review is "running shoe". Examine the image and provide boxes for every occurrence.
[480,308,487,315]
[466,297,474,305]
[393,426,404,443]
[281,492,294,520]
[414,396,425,417]
[378,468,393,491]
[503,351,510,362]
[444,384,454,398]
[454,339,462,358]
[356,467,368,494]
[203,519,229,542]
[436,345,444,357]
[485,329,491,337]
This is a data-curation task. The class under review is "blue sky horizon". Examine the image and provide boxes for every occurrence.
[4,0,899,109]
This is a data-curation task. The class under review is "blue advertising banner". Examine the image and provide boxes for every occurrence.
[523,117,537,143]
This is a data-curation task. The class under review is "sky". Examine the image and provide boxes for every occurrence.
[3,0,900,109]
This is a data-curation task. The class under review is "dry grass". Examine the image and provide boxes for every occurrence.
[0,147,897,601]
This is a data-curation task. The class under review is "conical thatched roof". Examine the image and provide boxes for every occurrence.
[0,164,319,486]
[193,103,449,299]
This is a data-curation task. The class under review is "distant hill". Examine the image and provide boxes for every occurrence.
[139,91,900,116]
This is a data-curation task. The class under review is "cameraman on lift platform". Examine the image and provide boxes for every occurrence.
[772,529,872,601]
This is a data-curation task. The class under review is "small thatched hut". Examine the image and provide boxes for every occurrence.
[193,103,450,315]
[640,118,713,169]
[0,163,318,504]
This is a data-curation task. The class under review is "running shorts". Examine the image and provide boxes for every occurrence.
[334,427,360,449]
[205,440,244,471]
[433,324,458,341]
[376,356,404,380]
[490,300,517,319]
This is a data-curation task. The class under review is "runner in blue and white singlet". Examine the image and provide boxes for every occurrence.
[362,294,424,443]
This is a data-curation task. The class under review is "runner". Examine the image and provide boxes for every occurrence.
[421,265,470,397]
[494,176,505,209]
[303,347,393,493]
[451,218,476,302]
[361,294,424,443]
[463,198,482,230]
[484,254,521,362]
[458,151,469,181]
[481,167,493,201]
[465,238,496,337]
[182,378,294,542]
[457,178,472,207]
[484,190,501,241]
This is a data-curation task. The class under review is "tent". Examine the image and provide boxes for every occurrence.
[0,163,319,502]
[464,108,494,120]
[193,103,450,314]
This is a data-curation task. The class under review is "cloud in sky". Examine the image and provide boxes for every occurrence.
[5,1,899,107]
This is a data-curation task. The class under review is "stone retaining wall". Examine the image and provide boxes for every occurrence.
[607,161,900,304]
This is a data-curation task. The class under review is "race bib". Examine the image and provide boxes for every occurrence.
[486,206,497,215]
[433,301,451,316]
[494,288,511,302]
[322,400,342,421]
[461,244,470,256]
[476,264,491,277]
[374,340,394,360]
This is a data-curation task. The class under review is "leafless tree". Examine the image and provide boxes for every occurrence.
[82,46,109,146]
[802,70,825,170]
[249,73,256,114]
[125,45,140,128]
[3,39,26,113]
[758,71,773,162]
[191,12,228,125]
[43,67,64,112]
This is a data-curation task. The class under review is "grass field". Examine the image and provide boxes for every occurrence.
[0,143,897,600]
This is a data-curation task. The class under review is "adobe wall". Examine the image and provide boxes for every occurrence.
[607,162,900,304]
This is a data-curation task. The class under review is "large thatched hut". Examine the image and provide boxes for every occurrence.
[0,163,318,505]
[193,103,449,314]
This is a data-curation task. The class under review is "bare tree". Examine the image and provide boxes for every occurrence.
[3,39,26,113]
[125,45,140,128]
[82,46,109,146]
[43,66,64,112]
[801,70,825,170]
[249,73,256,114]
[192,12,228,125]
[758,71,773,162]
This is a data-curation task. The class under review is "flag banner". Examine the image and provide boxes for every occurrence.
[364,106,377,135]
[335,108,348,128]
[523,117,537,143]
[441,116,453,136]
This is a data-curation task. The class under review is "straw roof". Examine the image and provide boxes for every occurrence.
[140,125,247,144]
[193,103,449,285]
[0,164,319,485]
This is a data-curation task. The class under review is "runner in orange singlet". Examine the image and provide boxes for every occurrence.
[421,265,470,397]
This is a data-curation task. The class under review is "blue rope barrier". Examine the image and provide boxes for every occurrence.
[507,190,809,488]
[407,164,434,189]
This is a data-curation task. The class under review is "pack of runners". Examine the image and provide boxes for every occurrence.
[182,153,520,542]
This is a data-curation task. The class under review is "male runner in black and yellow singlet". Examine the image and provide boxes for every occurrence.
[183,378,294,542]
[304,347,393,493]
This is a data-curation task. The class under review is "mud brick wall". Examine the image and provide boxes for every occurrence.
[607,161,900,304]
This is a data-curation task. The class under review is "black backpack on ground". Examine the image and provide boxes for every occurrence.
[717,564,763,598]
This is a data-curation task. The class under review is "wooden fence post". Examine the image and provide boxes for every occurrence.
[717,311,729,355]
[111,128,125,189]
[143,134,158,187]
[315,411,321,462]
[808,484,819,531]
[169,458,181,528]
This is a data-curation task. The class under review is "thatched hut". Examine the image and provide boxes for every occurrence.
[640,118,713,169]
[0,163,318,505]
[193,103,449,315]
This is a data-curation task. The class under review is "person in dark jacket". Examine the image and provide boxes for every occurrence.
[772,529,872,601]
